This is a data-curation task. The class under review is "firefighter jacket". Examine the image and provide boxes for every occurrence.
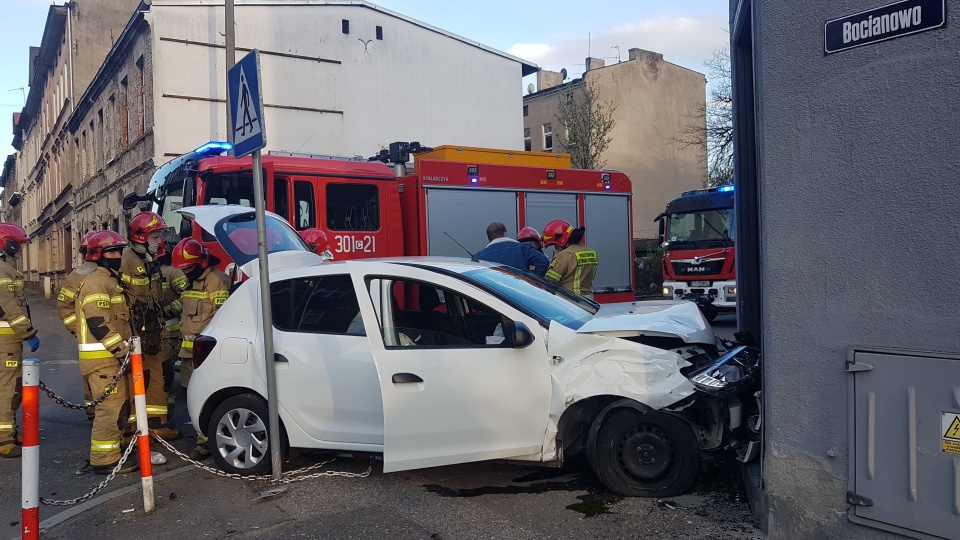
[0,257,35,344]
[545,243,599,296]
[75,266,131,373]
[179,267,231,359]
[57,261,97,336]
[159,265,188,338]
[120,248,165,354]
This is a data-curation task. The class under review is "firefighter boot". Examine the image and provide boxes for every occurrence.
[0,443,20,458]
[92,452,139,475]
[148,416,182,441]
[190,432,211,460]
[0,348,22,455]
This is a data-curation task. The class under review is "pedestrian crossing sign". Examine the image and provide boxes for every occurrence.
[228,50,267,158]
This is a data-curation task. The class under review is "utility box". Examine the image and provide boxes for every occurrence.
[847,348,960,539]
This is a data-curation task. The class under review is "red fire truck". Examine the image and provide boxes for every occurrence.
[657,185,736,320]
[128,141,636,303]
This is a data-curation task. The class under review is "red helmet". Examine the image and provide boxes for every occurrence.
[172,238,210,270]
[517,227,542,249]
[298,228,332,259]
[542,219,574,248]
[78,231,98,256]
[85,231,127,262]
[0,223,30,257]
[129,211,167,244]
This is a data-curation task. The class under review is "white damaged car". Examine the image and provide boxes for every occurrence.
[180,205,761,497]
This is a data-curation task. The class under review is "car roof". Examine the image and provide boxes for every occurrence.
[266,256,502,281]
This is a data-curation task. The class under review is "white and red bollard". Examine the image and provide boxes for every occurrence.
[129,337,155,513]
[21,357,39,540]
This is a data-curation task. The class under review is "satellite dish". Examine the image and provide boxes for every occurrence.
[561,68,568,80]
[527,83,535,94]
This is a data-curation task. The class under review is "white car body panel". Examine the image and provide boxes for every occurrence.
[348,261,552,472]
[575,300,714,344]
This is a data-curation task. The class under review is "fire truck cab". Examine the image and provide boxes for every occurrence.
[136,141,636,303]
[657,186,736,321]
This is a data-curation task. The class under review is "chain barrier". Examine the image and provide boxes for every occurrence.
[38,351,132,411]
[40,437,138,506]
[151,434,373,484]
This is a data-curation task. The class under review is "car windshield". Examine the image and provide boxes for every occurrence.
[667,208,734,245]
[461,266,597,330]
[214,211,309,267]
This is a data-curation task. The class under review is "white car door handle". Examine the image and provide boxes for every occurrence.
[392,373,423,384]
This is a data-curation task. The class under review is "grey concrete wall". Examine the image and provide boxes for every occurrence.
[523,53,706,240]
[746,0,960,537]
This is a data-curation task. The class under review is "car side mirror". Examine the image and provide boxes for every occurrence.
[179,218,192,239]
[512,321,536,349]
[122,193,140,211]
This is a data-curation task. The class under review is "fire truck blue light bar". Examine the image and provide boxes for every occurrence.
[194,141,233,156]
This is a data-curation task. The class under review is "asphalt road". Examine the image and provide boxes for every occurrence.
[4,292,757,539]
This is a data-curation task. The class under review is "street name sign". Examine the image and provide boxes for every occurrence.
[228,50,267,158]
[824,0,945,54]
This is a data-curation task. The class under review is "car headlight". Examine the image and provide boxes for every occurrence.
[688,346,761,397]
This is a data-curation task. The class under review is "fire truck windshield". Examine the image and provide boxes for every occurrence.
[155,181,185,233]
[667,208,735,246]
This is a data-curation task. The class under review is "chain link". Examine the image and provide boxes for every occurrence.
[38,351,132,411]
[151,434,372,484]
[40,437,138,506]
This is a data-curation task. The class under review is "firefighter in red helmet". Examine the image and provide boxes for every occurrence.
[543,219,599,300]
[120,211,181,441]
[0,224,36,458]
[74,231,139,474]
[172,238,230,459]
[57,230,101,420]
[298,228,334,260]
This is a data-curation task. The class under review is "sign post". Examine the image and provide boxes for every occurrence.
[228,50,281,480]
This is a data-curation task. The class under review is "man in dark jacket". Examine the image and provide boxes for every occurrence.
[473,222,549,277]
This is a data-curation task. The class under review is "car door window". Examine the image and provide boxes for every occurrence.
[369,278,509,348]
[271,275,365,335]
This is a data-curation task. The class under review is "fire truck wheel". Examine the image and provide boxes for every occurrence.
[593,409,700,497]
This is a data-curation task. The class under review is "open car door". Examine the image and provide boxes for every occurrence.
[351,261,552,472]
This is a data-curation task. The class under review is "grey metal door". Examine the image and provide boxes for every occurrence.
[584,194,632,292]
[849,349,960,539]
[425,188,518,257]
[523,193,578,234]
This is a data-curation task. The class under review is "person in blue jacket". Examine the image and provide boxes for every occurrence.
[473,222,549,277]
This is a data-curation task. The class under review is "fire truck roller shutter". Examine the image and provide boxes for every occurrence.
[425,188,518,257]
[523,193,578,246]
[584,194,632,292]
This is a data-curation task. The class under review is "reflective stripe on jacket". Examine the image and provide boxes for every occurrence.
[545,244,599,296]
[57,261,97,335]
[0,258,35,342]
[179,267,231,359]
[76,267,131,367]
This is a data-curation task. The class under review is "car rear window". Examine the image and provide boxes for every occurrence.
[270,274,365,335]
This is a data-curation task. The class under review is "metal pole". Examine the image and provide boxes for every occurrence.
[225,0,236,147]
[21,358,39,540]
[129,337,155,513]
[251,150,281,480]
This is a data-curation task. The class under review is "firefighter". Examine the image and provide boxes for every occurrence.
[517,227,544,252]
[172,238,230,459]
[120,211,181,441]
[74,231,138,474]
[0,224,37,458]
[298,228,334,260]
[57,231,99,420]
[543,219,599,299]
[158,241,187,412]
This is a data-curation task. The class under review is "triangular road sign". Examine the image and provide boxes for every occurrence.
[946,415,960,440]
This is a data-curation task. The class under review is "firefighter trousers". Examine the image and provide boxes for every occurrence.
[141,346,170,427]
[161,336,180,410]
[84,363,131,467]
[0,341,22,452]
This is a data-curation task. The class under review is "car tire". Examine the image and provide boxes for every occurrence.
[701,307,719,322]
[207,393,280,476]
[593,409,700,497]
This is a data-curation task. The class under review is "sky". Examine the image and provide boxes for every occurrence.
[0,0,730,157]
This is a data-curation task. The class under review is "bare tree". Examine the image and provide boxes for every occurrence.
[677,48,733,187]
[554,79,618,170]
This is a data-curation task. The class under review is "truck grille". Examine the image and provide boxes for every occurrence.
[671,260,724,276]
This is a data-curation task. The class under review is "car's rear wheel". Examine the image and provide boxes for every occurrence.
[593,409,700,497]
[207,393,277,476]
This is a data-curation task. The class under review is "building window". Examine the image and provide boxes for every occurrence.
[96,109,104,169]
[523,105,528,117]
[376,26,383,40]
[119,77,129,149]
[542,122,553,152]
[523,128,531,152]
[342,19,349,34]
[135,56,145,138]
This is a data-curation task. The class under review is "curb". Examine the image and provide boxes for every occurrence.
[30,464,194,536]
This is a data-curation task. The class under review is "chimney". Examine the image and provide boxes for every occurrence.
[628,48,663,63]
[536,69,563,92]
[585,57,605,72]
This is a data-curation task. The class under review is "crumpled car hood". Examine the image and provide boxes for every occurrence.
[575,300,714,345]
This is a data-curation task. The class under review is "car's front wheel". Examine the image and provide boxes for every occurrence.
[207,393,276,476]
[593,409,700,497]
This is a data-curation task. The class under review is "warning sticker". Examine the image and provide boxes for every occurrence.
[942,412,960,455]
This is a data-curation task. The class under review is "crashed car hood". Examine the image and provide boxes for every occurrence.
[575,300,715,344]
